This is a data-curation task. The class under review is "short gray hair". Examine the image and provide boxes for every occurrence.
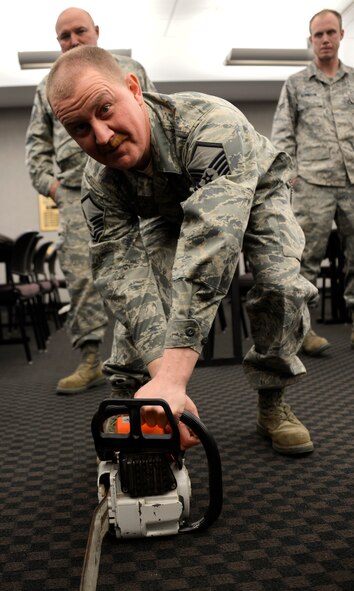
[46,45,125,107]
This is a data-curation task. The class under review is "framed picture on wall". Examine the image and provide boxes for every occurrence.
[38,194,59,232]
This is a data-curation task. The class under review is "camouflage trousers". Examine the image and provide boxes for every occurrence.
[55,185,108,349]
[293,176,354,309]
[104,184,318,391]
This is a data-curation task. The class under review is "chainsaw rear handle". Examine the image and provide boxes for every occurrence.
[92,398,223,532]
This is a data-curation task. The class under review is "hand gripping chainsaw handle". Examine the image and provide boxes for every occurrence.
[91,398,223,531]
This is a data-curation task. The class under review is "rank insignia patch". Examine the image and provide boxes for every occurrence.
[189,142,230,189]
[81,193,105,242]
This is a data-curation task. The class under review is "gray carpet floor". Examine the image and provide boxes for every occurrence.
[1,304,353,591]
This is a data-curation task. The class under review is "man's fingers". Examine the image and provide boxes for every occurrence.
[178,423,200,449]
[141,405,168,428]
[140,408,200,449]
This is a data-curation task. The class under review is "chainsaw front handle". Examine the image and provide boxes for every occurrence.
[179,410,223,532]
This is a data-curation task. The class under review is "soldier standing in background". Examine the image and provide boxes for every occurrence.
[271,9,354,355]
[46,45,318,454]
[25,7,156,394]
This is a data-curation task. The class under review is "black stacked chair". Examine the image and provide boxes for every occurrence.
[318,228,349,324]
[0,230,47,363]
[32,240,63,330]
[19,231,51,346]
[199,257,254,366]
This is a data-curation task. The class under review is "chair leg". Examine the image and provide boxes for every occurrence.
[229,275,243,363]
[217,302,227,332]
[40,295,51,341]
[28,297,47,352]
[36,295,50,346]
[320,275,326,323]
[49,291,61,329]
[202,322,216,361]
[17,302,33,363]
[240,304,249,338]
[52,287,64,328]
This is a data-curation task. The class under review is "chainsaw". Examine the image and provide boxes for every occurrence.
[80,398,223,591]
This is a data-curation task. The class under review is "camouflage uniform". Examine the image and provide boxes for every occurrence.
[25,55,156,350]
[271,62,354,309]
[81,91,318,390]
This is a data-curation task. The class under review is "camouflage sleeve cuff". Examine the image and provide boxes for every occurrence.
[164,319,208,354]
[41,176,57,198]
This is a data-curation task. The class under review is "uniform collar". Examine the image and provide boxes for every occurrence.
[307,60,350,83]
[144,94,183,176]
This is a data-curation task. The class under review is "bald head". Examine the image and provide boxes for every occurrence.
[55,7,99,53]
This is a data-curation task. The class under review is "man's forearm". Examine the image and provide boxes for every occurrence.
[148,347,199,385]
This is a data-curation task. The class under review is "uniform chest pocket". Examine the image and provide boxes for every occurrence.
[297,95,323,111]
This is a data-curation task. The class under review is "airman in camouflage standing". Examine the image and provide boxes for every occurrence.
[46,45,318,454]
[25,8,156,394]
[271,9,354,354]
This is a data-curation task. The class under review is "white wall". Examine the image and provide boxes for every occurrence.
[0,108,39,233]
[0,107,59,282]
[342,2,354,66]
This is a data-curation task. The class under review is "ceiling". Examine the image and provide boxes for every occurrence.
[1,0,354,107]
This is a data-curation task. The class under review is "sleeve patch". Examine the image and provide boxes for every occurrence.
[188,142,230,189]
[81,192,105,242]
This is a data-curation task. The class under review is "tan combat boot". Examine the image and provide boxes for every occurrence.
[302,328,330,356]
[257,389,314,455]
[110,376,140,399]
[103,376,141,433]
[56,342,106,394]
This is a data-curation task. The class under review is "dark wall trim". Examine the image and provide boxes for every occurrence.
[0,80,284,108]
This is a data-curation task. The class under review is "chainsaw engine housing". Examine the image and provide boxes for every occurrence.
[97,454,191,538]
